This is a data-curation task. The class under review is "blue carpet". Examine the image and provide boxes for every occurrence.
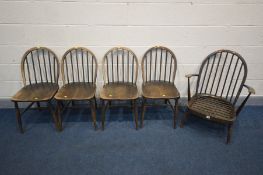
[0,105,262,175]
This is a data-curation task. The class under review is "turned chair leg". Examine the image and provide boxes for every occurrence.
[226,123,233,144]
[36,102,41,111]
[90,99,97,130]
[140,97,146,128]
[93,96,97,110]
[101,100,109,130]
[47,101,60,131]
[173,99,179,129]
[14,102,24,133]
[56,100,63,131]
[132,100,138,130]
[180,109,190,128]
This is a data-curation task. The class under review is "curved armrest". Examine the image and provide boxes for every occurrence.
[186,74,199,101]
[236,84,255,116]
[243,84,255,94]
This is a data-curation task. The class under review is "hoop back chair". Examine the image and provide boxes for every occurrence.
[55,47,98,130]
[180,49,255,143]
[141,46,180,128]
[11,47,60,133]
[100,47,139,130]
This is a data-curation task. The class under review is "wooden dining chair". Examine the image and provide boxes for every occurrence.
[11,47,60,133]
[180,49,255,143]
[54,47,98,130]
[140,46,180,128]
[100,47,139,130]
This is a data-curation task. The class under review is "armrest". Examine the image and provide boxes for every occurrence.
[243,84,255,95]
[236,84,255,116]
[185,74,199,78]
[186,74,199,101]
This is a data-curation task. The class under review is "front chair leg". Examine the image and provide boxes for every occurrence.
[140,97,146,128]
[56,100,63,131]
[132,100,138,130]
[226,123,233,144]
[14,102,24,133]
[101,100,109,130]
[180,109,190,128]
[47,101,60,131]
[173,99,179,129]
[93,96,97,110]
[90,99,97,130]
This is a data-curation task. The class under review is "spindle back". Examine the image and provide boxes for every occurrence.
[196,50,247,105]
[61,47,98,85]
[102,47,138,84]
[21,47,59,86]
[141,46,177,83]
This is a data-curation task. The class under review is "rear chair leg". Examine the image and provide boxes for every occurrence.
[180,109,190,128]
[226,123,233,144]
[36,102,41,111]
[140,98,146,128]
[14,102,24,133]
[90,99,97,130]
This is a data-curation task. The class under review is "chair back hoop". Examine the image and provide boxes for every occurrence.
[21,47,60,86]
[141,46,177,83]
[196,49,247,105]
[61,47,98,85]
[102,47,139,84]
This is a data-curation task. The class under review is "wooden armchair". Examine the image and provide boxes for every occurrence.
[54,47,98,130]
[180,49,255,143]
[100,47,139,130]
[140,46,180,128]
[11,47,60,133]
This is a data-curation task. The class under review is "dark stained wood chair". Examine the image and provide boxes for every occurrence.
[54,47,97,130]
[11,47,60,133]
[180,49,255,143]
[100,47,139,130]
[141,46,180,128]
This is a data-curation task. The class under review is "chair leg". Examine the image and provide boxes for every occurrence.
[47,101,60,131]
[90,99,97,130]
[140,97,146,128]
[36,102,41,111]
[101,100,109,130]
[14,102,24,133]
[226,123,233,144]
[132,100,138,130]
[94,97,98,110]
[180,109,190,128]
[56,100,63,131]
[71,101,75,107]
[173,99,179,129]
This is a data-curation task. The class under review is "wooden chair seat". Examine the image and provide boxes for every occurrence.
[100,83,139,100]
[188,95,235,123]
[12,83,59,102]
[142,81,180,99]
[55,82,96,100]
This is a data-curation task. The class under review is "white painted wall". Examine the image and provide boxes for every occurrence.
[0,0,263,99]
